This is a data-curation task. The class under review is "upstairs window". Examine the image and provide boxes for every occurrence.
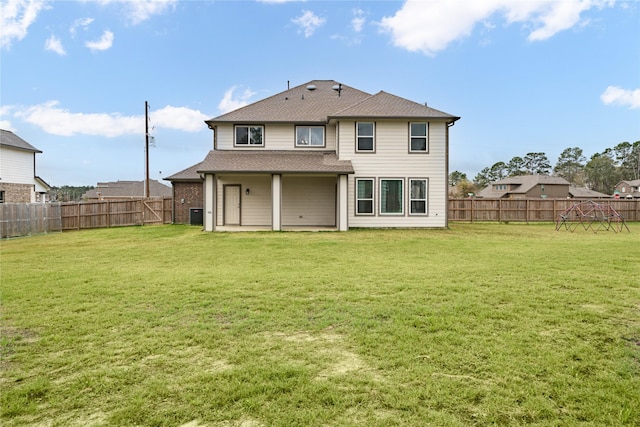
[235,125,264,146]
[409,122,428,152]
[356,122,375,152]
[296,126,325,147]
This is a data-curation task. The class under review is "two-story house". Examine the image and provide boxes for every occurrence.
[166,80,459,231]
[0,129,50,203]
[614,179,640,199]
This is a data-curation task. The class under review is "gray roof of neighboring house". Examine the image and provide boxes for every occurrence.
[617,179,640,187]
[195,150,354,174]
[82,180,172,199]
[0,129,42,153]
[205,80,459,125]
[477,175,570,198]
[568,187,610,198]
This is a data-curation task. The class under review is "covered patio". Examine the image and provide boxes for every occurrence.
[197,150,354,231]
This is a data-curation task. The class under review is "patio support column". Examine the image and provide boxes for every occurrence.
[204,173,216,232]
[272,174,282,231]
[337,174,348,231]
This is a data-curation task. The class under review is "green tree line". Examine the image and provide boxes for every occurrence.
[49,185,94,202]
[449,141,639,197]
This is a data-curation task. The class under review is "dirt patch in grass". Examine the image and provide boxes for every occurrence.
[0,326,38,374]
[264,329,383,382]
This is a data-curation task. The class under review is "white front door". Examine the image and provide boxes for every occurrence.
[224,185,241,225]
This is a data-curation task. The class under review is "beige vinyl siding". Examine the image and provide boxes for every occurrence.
[339,120,448,228]
[282,175,336,226]
[0,147,35,184]
[215,174,272,226]
[216,124,336,150]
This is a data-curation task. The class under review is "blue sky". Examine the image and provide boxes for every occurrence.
[1,0,639,186]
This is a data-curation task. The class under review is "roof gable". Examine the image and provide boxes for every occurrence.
[205,80,459,125]
[206,80,371,124]
[0,129,42,153]
[331,91,459,120]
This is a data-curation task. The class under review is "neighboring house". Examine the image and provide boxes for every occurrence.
[0,129,51,203]
[82,180,172,200]
[477,175,572,199]
[614,179,640,199]
[166,80,460,231]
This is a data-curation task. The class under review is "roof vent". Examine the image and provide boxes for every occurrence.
[306,84,316,91]
[332,83,342,97]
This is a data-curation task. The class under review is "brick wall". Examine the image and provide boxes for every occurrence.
[0,182,33,203]
[172,181,203,224]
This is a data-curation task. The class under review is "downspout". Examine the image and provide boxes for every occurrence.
[445,120,457,229]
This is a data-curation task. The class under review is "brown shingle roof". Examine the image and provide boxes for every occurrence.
[205,81,459,125]
[0,129,42,152]
[331,91,459,120]
[164,161,204,181]
[196,150,354,174]
[205,80,363,124]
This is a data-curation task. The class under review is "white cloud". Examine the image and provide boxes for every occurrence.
[218,86,257,114]
[70,17,94,37]
[85,30,114,51]
[150,106,209,132]
[292,10,325,38]
[94,0,178,25]
[352,8,366,33]
[379,0,615,56]
[45,34,66,55]
[0,105,17,131]
[0,0,50,49]
[600,86,640,109]
[12,101,208,137]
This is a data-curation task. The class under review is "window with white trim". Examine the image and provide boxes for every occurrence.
[409,179,427,215]
[409,122,428,152]
[356,178,374,215]
[296,126,325,147]
[235,125,264,146]
[356,122,375,152]
[380,179,403,215]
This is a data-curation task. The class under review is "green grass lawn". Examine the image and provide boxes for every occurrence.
[1,223,639,426]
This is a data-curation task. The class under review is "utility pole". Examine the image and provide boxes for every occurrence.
[145,101,150,198]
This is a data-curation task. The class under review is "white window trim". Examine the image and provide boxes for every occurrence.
[355,178,375,216]
[409,122,429,153]
[379,178,404,216]
[234,125,264,147]
[409,178,428,216]
[295,126,326,147]
[356,122,375,152]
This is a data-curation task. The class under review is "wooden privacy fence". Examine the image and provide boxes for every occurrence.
[448,198,640,223]
[60,198,172,230]
[0,203,63,238]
